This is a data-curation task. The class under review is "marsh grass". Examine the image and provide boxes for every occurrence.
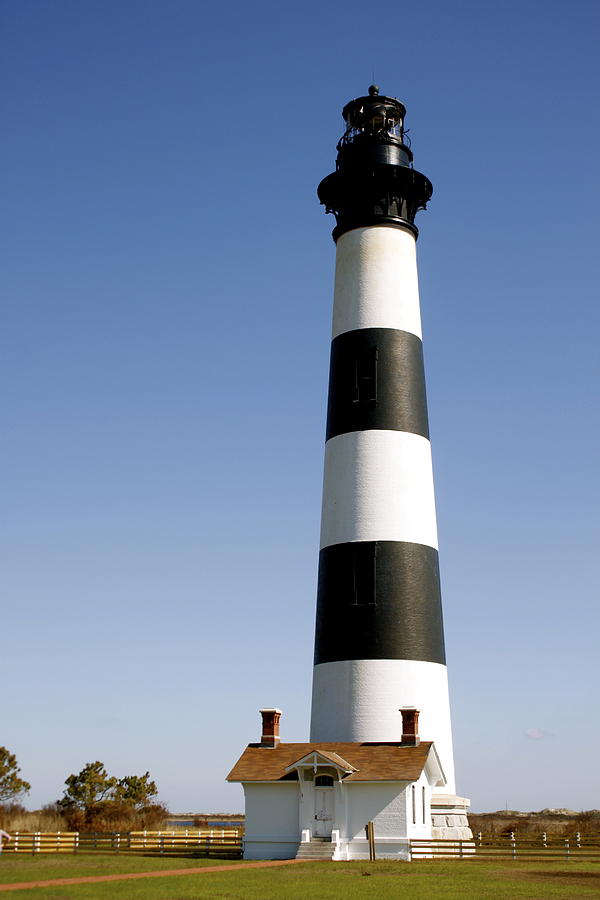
[0,806,67,833]
[0,802,169,834]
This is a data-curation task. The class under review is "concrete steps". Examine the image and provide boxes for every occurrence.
[295,838,334,860]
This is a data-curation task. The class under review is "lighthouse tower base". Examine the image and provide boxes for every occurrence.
[431,795,472,840]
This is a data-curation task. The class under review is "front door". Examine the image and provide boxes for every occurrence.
[314,778,334,837]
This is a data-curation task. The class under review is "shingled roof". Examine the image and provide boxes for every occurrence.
[227,741,444,785]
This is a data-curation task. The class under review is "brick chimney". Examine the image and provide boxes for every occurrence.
[400,707,420,745]
[259,708,282,748]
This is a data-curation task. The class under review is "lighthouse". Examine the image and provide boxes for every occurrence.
[227,87,471,856]
[310,86,459,802]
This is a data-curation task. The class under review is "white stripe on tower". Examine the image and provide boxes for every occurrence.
[332,226,423,339]
[320,430,438,550]
[310,88,456,794]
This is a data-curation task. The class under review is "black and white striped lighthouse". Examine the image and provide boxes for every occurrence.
[310,86,458,797]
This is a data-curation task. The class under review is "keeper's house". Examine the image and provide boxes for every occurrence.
[227,708,447,861]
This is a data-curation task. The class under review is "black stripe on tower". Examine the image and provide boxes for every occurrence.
[314,542,446,665]
[326,328,429,441]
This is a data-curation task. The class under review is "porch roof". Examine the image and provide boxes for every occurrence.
[284,749,358,774]
[227,741,440,784]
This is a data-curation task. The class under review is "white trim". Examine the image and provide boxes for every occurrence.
[285,751,356,775]
[236,780,299,785]
[424,743,446,788]
[342,779,411,785]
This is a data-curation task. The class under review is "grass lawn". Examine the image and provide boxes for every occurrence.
[0,853,243,883]
[0,858,599,900]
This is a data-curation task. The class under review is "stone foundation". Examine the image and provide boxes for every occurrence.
[431,794,473,840]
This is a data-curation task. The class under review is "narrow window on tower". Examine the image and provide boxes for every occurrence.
[353,347,378,403]
[412,785,416,825]
[351,543,376,606]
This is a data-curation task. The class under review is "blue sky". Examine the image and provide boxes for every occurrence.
[2,0,599,814]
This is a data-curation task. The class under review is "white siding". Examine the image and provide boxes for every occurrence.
[347,783,408,841]
[243,782,299,860]
[405,770,433,839]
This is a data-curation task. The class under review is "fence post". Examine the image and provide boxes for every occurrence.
[576,832,581,848]
[366,821,376,861]
[542,831,547,848]
[75,832,79,854]
[564,839,570,862]
[14,832,19,854]
[159,835,164,856]
[510,832,516,861]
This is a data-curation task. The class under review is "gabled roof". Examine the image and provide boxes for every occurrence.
[227,741,444,785]
[284,749,357,775]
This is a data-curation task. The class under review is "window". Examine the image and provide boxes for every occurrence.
[353,348,377,403]
[315,775,334,787]
[422,786,426,825]
[351,544,376,606]
[411,785,416,825]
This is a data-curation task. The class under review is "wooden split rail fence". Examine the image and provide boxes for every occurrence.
[410,835,600,861]
[3,830,242,858]
[6,831,600,862]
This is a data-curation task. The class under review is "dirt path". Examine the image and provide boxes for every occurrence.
[0,858,317,892]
